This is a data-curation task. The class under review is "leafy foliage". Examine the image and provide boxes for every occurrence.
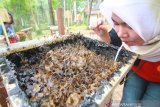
[0,0,99,39]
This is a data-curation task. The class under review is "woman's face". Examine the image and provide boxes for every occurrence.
[111,13,145,46]
[8,15,12,23]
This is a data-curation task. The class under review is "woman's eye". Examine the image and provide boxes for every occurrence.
[113,22,119,25]
[125,24,132,30]
[113,23,119,29]
[128,25,132,30]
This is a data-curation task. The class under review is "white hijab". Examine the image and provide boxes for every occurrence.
[100,0,160,62]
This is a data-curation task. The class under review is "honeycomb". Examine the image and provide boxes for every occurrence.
[7,34,133,107]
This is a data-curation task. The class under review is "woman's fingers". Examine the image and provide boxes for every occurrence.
[99,25,108,32]
[89,19,111,44]
[89,18,104,30]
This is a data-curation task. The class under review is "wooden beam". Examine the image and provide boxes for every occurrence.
[57,8,65,36]
[0,9,10,45]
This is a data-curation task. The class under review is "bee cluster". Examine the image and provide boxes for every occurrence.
[6,35,133,107]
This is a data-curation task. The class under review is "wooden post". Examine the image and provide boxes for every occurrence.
[0,21,10,45]
[57,8,65,36]
[0,9,10,45]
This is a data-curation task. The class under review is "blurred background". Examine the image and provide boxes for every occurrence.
[0,0,104,41]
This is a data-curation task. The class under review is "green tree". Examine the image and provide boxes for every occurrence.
[48,0,54,25]
[2,0,31,30]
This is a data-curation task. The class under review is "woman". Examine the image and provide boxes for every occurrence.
[0,13,18,43]
[4,13,18,43]
[91,0,160,107]
[0,24,3,35]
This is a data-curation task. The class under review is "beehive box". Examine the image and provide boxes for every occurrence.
[0,34,137,107]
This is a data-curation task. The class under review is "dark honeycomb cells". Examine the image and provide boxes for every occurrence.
[6,34,134,107]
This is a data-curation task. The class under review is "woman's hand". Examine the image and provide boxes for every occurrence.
[89,19,111,44]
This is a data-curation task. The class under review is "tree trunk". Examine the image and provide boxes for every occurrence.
[88,0,93,28]
[31,8,39,30]
[29,1,39,30]
[21,17,24,26]
[73,0,77,22]
[63,0,66,25]
[70,5,73,25]
[48,0,55,25]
